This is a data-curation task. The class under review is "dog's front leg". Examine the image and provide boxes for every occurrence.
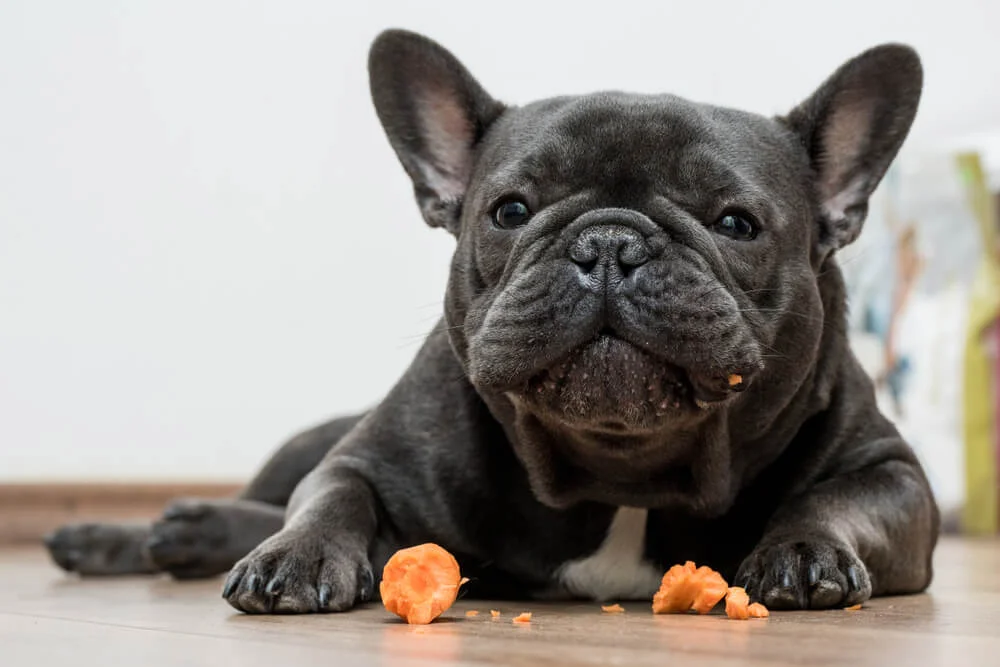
[222,461,378,614]
[736,450,938,610]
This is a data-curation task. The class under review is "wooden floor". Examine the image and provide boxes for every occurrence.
[4,538,1000,667]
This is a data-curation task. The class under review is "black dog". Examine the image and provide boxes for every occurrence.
[47,29,939,613]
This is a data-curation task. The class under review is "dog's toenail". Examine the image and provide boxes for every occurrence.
[847,566,861,591]
[319,584,332,608]
[222,576,239,598]
[265,579,283,596]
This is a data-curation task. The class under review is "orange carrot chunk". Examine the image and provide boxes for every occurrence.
[845,603,863,611]
[748,602,770,618]
[725,586,751,620]
[380,543,462,625]
[652,561,728,614]
[490,609,501,618]
[691,567,730,614]
[465,610,480,617]
[512,612,532,623]
[601,603,625,614]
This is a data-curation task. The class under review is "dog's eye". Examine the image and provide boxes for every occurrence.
[713,213,757,241]
[493,200,532,230]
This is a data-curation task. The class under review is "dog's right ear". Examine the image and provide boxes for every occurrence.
[369,30,506,234]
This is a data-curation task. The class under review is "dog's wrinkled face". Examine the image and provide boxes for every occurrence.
[459,95,808,431]
[369,30,921,507]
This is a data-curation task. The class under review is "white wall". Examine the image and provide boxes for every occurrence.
[2,0,999,481]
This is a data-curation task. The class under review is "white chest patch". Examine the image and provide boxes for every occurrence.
[555,507,662,601]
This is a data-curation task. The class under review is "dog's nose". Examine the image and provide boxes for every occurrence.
[569,224,650,278]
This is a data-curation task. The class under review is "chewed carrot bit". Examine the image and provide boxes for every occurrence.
[512,612,532,623]
[728,374,743,386]
[845,603,863,611]
[490,609,501,618]
[465,610,479,617]
[380,543,462,625]
[652,561,728,614]
[460,577,470,586]
[601,603,625,614]
[748,602,769,618]
[725,586,751,620]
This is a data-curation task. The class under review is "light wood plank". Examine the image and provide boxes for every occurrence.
[3,538,999,666]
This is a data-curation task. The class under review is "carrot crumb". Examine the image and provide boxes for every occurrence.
[465,610,479,617]
[601,603,625,614]
[490,610,501,618]
[512,612,532,623]
[748,602,769,618]
[725,586,751,620]
[845,604,863,611]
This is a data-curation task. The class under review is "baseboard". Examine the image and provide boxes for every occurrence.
[0,482,243,545]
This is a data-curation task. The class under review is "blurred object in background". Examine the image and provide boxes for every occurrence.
[842,151,1000,535]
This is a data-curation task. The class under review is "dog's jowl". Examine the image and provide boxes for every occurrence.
[47,29,939,614]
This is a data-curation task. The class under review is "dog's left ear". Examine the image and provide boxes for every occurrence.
[783,44,922,253]
[369,30,506,234]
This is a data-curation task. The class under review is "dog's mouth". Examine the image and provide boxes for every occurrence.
[521,331,747,428]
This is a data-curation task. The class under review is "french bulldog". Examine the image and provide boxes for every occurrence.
[46,29,938,614]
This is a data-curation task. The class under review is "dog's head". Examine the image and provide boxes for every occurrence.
[369,30,920,510]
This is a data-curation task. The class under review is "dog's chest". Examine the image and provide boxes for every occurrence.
[554,507,662,601]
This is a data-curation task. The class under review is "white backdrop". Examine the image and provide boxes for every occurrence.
[2,0,999,481]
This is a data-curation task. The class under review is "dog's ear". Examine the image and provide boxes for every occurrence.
[783,44,922,253]
[369,30,506,234]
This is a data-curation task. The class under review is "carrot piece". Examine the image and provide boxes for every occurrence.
[490,609,501,618]
[465,610,480,617]
[380,543,462,625]
[690,566,729,614]
[725,586,751,620]
[652,561,728,614]
[652,561,697,613]
[601,603,625,614]
[748,602,769,618]
[728,374,743,387]
[512,612,532,623]
[845,603,863,611]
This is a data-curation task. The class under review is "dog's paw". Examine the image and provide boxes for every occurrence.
[222,531,374,614]
[146,498,285,580]
[44,523,157,576]
[735,539,871,610]
[145,500,234,578]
